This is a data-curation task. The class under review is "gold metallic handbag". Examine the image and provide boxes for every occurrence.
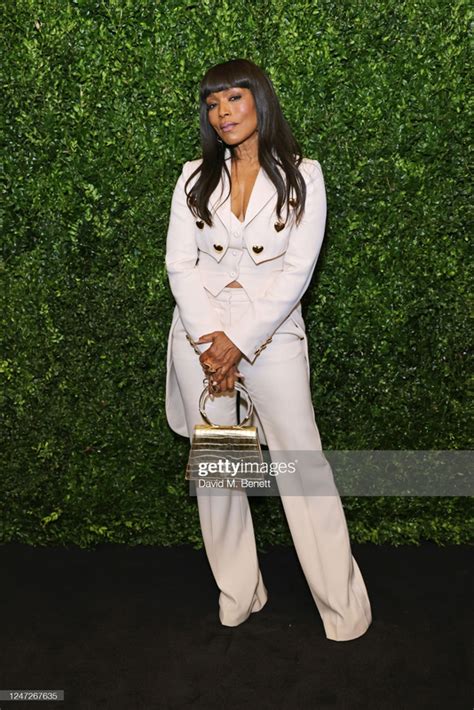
[186,380,264,488]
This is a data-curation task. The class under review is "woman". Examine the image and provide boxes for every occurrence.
[165,58,372,641]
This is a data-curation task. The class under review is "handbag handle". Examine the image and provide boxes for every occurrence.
[199,380,254,427]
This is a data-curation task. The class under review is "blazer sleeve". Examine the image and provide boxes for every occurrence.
[165,161,223,351]
[224,160,327,362]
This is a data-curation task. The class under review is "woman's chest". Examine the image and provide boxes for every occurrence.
[230,164,260,222]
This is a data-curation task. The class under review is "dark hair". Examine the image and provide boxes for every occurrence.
[185,58,307,227]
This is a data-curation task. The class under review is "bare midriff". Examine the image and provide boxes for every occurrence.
[226,159,260,288]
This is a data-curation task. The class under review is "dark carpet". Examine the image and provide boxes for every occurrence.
[0,542,472,710]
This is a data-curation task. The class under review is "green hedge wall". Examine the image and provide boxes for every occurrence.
[1,0,471,549]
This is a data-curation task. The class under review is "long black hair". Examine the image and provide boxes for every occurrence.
[185,58,307,227]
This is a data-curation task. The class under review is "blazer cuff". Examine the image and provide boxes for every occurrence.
[225,325,271,364]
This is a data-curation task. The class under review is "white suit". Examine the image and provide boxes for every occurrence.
[165,149,372,641]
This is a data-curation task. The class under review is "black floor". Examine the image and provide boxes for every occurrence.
[0,542,472,709]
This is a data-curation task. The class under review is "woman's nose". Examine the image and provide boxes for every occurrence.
[218,102,230,118]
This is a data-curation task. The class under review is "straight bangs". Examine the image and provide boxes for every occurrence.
[199,66,252,104]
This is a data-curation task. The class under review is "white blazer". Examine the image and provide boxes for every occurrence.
[165,148,327,437]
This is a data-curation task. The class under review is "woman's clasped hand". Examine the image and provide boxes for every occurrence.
[196,330,244,394]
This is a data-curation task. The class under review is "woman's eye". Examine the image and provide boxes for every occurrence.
[206,95,240,111]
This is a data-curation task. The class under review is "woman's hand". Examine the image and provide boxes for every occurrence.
[197,330,243,386]
[206,364,244,395]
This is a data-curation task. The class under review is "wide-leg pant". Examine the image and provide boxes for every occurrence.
[171,287,372,641]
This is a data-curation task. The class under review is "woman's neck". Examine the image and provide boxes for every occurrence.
[232,132,259,166]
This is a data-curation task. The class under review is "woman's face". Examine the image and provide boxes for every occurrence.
[205,87,258,146]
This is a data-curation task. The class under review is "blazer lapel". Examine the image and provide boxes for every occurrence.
[209,148,278,230]
[243,167,277,226]
[208,157,231,231]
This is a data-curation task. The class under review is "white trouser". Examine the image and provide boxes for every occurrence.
[171,286,372,641]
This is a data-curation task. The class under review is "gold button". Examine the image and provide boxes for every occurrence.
[252,245,264,253]
[213,243,223,252]
[196,220,204,229]
[274,220,285,232]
